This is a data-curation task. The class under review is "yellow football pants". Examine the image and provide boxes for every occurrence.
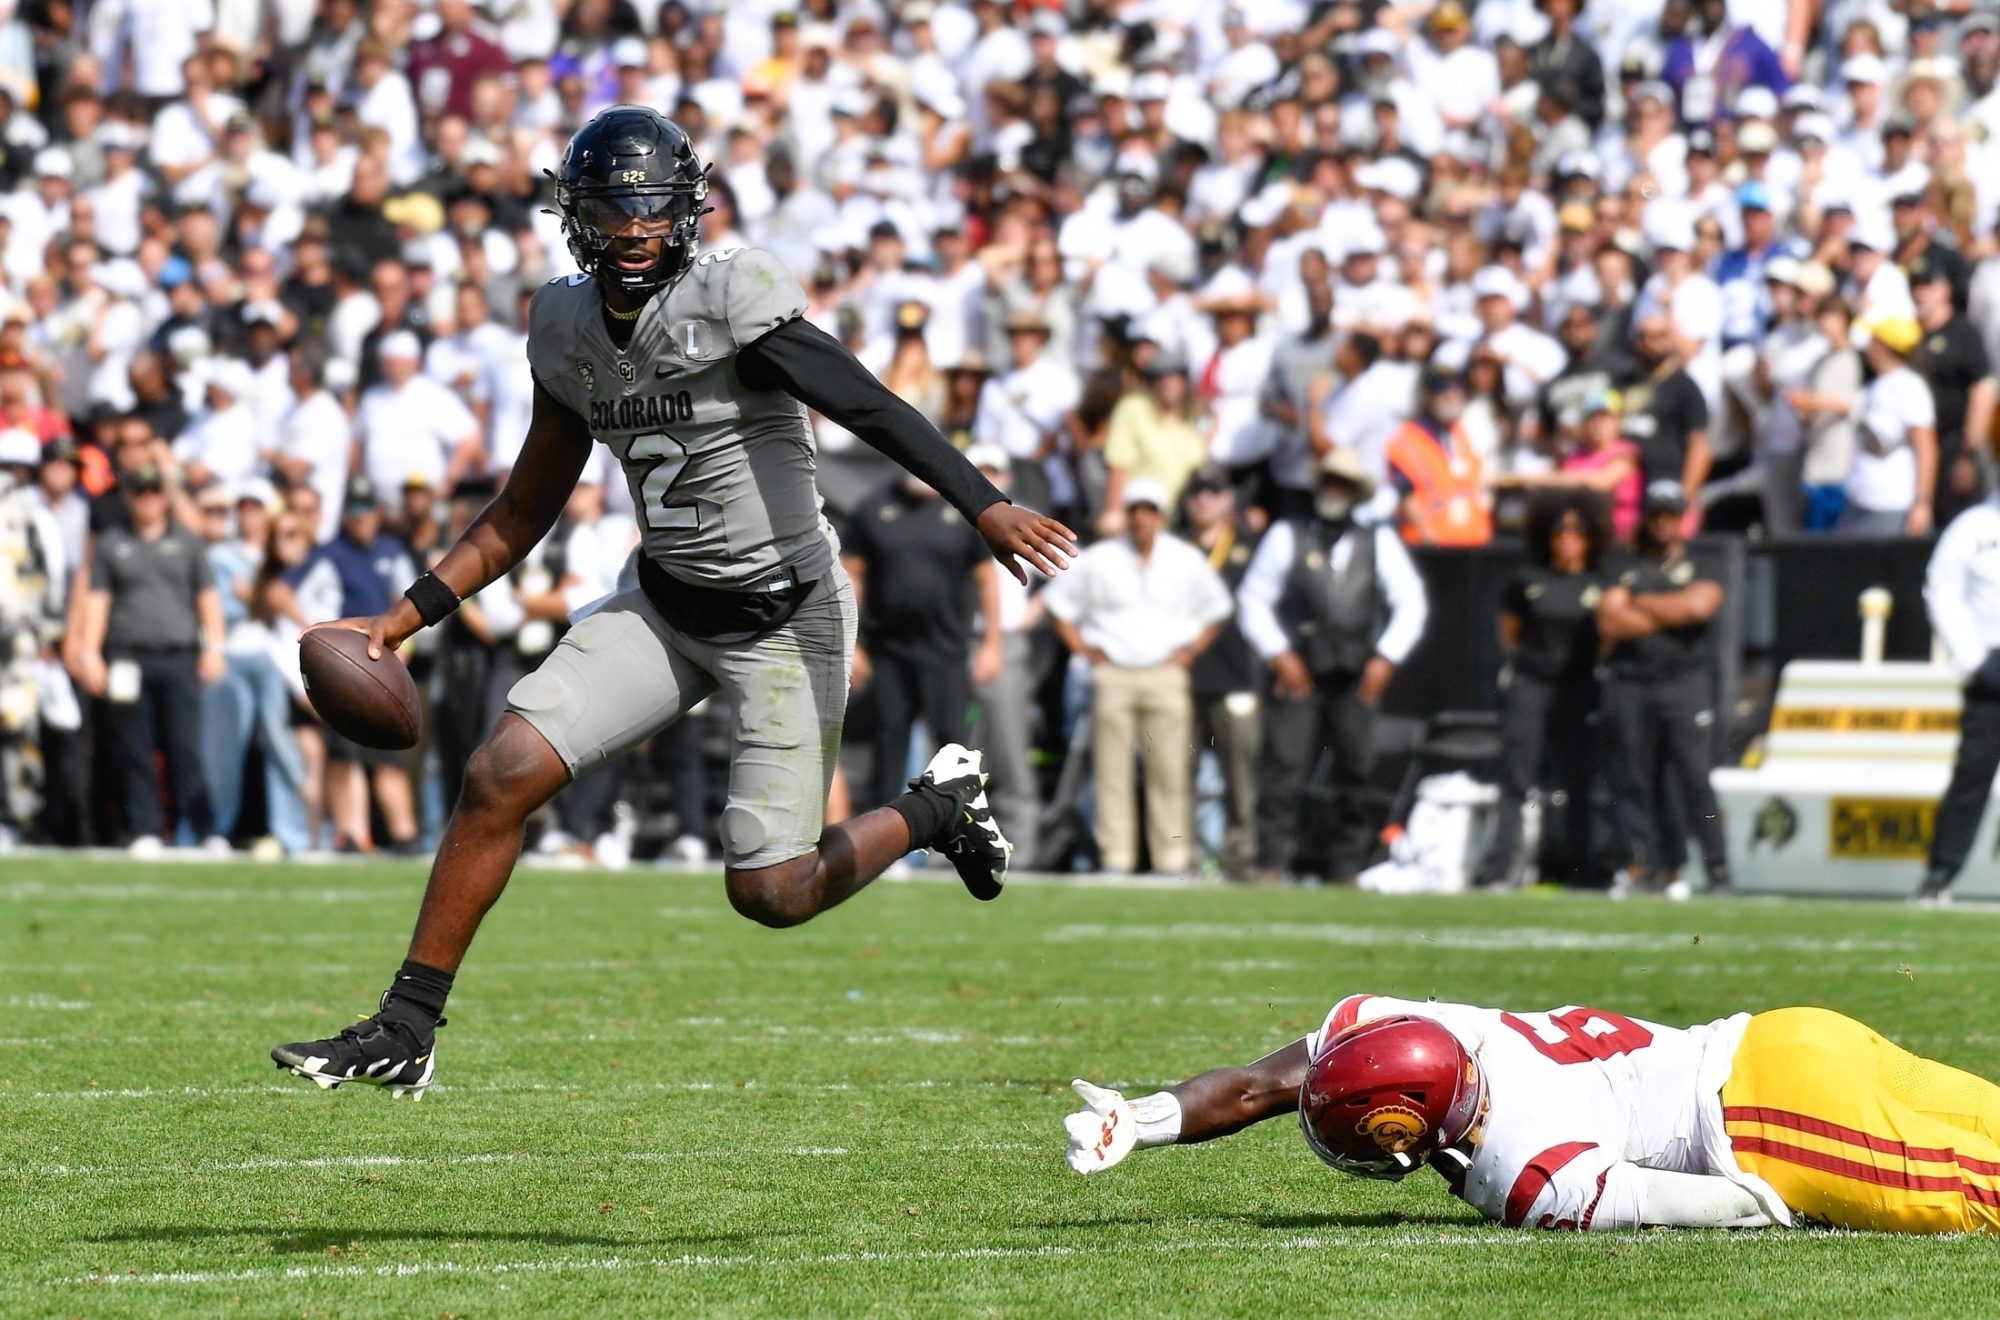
[1721,1007,2000,1234]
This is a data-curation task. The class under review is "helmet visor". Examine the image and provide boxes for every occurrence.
[575,188,701,237]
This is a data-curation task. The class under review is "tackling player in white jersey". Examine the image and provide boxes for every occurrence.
[270,106,1076,1099]
[1065,993,2000,1235]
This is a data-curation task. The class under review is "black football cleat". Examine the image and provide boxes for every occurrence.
[912,743,1012,901]
[272,1002,441,1100]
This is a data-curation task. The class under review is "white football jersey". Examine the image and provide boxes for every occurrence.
[1306,995,1783,1229]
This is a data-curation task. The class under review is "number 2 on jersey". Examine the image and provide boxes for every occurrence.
[628,430,697,531]
[1500,1008,1654,1064]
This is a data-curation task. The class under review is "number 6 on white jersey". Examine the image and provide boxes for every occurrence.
[628,430,698,531]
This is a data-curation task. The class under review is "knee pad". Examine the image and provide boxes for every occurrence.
[720,804,770,864]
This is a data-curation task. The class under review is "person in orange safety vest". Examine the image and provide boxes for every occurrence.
[1386,365,1494,547]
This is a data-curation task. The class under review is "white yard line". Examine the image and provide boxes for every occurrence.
[16,1077,1097,1103]
[10,847,2000,913]
[7,1141,1039,1179]
[1042,922,1924,954]
[46,1231,1558,1289]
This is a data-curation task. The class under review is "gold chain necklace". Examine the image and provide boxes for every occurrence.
[606,302,643,322]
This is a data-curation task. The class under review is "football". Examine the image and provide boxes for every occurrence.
[299,627,421,750]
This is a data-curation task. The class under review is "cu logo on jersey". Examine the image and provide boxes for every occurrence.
[617,360,636,383]
[1355,1104,1428,1155]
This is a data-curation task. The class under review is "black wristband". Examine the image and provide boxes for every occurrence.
[404,571,461,627]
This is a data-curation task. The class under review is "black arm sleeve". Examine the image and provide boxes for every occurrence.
[736,317,1008,525]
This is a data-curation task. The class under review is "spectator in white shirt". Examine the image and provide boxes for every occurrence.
[1634,206,1725,413]
[1042,476,1234,875]
[1311,329,1416,524]
[268,345,351,544]
[1840,316,1937,536]
[148,53,242,209]
[1462,264,1568,413]
[1,148,72,287]
[350,38,425,187]
[172,357,259,491]
[477,289,536,478]
[84,124,147,255]
[357,331,482,522]
[1843,213,1916,335]
[1404,3,1501,133]
[1194,280,1278,474]
[425,281,511,406]
[95,0,214,101]
[972,306,1079,512]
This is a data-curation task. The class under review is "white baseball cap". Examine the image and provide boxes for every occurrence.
[1642,205,1698,253]
[1355,156,1422,201]
[203,357,255,399]
[1470,264,1526,305]
[0,426,37,465]
[1130,70,1173,103]
[233,475,282,513]
[1355,29,1400,58]
[1737,121,1779,155]
[1122,475,1170,510]
[1341,224,1388,258]
[1840,53,1889,85]
[378,329,423,362]
[1848,210,1895,252]
[1733,87,1779,122]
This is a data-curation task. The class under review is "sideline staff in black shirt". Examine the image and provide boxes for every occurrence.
[842,475,1001,811]
[1596,480,1732,898]
[1475,489,1611,888]
[1911,254,1996,528]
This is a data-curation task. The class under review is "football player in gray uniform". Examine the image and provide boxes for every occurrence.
[272,106,1076,1098]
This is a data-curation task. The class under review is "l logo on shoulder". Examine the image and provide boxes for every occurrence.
[674,321,715,360]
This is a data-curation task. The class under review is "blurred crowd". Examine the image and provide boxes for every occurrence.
[0,0,1994,883]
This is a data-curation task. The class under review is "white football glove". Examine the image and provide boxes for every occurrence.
[1065,1079,1139,1174]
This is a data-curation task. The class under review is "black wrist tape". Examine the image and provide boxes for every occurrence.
[405,572,461,627]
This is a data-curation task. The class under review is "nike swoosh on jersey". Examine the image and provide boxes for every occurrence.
[655,364,681,377]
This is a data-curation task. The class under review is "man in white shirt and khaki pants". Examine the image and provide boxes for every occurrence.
[1918,489,2000,902]
[1043,477,1234,876]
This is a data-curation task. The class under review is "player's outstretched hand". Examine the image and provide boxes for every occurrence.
[1064,1079,1139,1174]
[977,503,1078,585]
[309,612,414,663]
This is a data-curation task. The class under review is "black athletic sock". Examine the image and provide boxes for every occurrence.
[888,785,954,850]
[381,958,454,1027]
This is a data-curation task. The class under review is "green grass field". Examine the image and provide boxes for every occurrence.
[5,858,2000,1317]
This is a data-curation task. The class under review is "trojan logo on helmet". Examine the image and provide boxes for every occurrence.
[1299,1015,1488,1180]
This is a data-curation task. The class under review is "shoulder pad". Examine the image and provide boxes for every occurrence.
[525,277,595,404]
[688,246,805,351]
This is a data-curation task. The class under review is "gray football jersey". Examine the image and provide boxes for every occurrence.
[527,246,834,591]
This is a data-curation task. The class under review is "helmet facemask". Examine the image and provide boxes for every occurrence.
[556,175,709,297]
[1297,1018,1489,1181]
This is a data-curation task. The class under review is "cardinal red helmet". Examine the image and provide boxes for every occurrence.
[1299,1014,1486,1180]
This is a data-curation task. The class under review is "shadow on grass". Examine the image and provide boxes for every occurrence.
[73,1224,798,1254]
[1027,1209,1467,1233]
